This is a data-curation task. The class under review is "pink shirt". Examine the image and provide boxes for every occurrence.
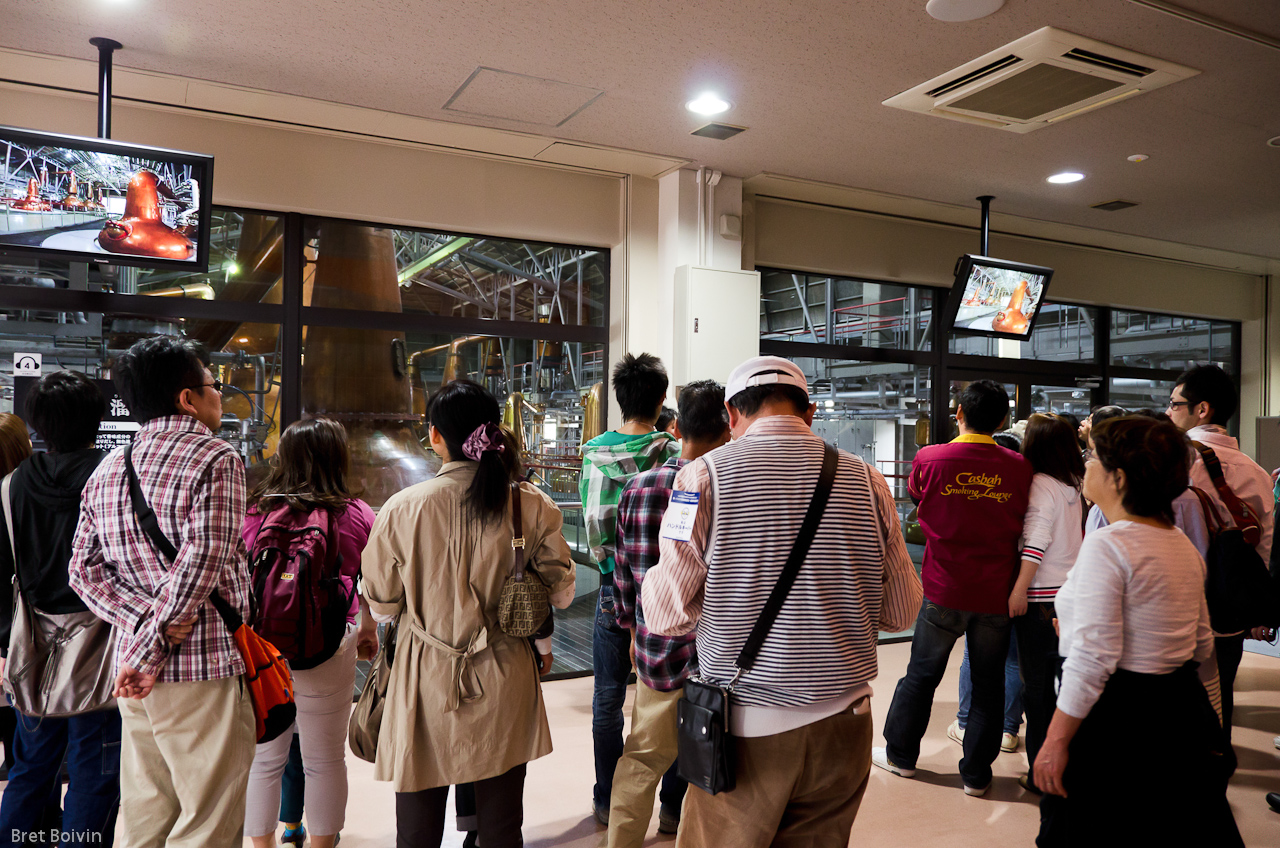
[242,499,376,622]
[908,434,1032,615]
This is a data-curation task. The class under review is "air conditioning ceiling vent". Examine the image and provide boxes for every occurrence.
[884,27,1198,133]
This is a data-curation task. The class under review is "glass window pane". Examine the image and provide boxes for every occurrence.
[1029,384,1093,419]
[1109,310,1235,374]
[301,325,604,674]
[303,218,606,326]
[1108,377,1176,413]
[0,309,281,464]
[760,271,933,350]
[949,303,1096,362]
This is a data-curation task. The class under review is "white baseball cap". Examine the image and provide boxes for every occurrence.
[725,356,809,403]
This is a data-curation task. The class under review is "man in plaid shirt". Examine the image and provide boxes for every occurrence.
[69,336,255,848]
[606,380,731,847]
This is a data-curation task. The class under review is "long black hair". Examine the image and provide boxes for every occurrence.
[428,380,521,525]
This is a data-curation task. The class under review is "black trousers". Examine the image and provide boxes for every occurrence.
[1013,602,1060,792]
[396,763,526,848]
[1037,664,1240,848]
[1214,632,1245,743]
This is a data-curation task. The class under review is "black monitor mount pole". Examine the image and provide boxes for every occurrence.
[976,195,994,256]
[89,37,122,139]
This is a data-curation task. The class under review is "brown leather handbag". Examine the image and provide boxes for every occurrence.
[1,472,117,718]
[348,618,396,762]
[497,482,549,638]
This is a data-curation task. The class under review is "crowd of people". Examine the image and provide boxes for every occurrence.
[0,333,1272,847]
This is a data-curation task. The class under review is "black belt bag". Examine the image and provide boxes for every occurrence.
[677,442,838,796]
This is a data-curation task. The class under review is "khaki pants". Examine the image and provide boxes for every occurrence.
[606,683,683,848]
[118,675,256,848]
[677,703,873,848]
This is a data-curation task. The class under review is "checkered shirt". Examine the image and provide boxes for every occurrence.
[69,415,252,682]
[613,456,697,691]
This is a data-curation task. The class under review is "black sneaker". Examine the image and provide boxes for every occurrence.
[593,801,610,827]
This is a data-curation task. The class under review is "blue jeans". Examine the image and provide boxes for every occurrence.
[593,578,684,811]
[882,599,1011,788]
[279,732,304,824]
[0,706,121,846]
[957,637,1023,734]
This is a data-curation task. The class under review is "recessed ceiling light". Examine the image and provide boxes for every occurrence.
[1047,172,1085,184]
[686,93,731,116]
[1127,154,1149,163]
[1268,136,1280,148]
[925,0,1005,22]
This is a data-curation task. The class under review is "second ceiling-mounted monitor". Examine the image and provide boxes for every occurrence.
[0,124,214,272]
[944,254,1054,342]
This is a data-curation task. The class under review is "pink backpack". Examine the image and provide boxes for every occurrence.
[248,504,351,670]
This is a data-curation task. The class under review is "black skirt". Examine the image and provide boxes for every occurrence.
[1037,662,1242,848]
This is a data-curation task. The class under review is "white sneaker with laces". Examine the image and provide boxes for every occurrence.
[871,747,916,778]
[947,720,965,746]
[1001,732,1019,753]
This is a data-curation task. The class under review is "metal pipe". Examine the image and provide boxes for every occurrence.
[89,38,123,139]
[976,195,994,255]
[147,282,215,299]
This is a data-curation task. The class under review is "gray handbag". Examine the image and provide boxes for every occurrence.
[1,472,117,718]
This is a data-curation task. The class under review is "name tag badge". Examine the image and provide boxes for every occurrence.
[660,491,701,542]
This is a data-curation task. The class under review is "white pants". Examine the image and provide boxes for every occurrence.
[244,628,357,837]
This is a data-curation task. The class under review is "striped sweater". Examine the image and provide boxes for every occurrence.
[643,415,922,719]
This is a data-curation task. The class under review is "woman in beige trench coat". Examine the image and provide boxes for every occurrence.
[362,380,576,848]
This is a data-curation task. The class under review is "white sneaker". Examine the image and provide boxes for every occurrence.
[947,720,965,745]
[963,781,991,797]
[1001,732,1019,753]
[1274,735,1280,750]
[871,746,916,778]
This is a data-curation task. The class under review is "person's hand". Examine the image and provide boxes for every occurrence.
[114,665,158,700]
[1033,738,1070,797]
[629,628,637,670]
[1008,588,1028,618]
[164,615,198,646]
[357,621,379,661]
[0,656,6,680]
[1251,626,1275,642]
[1052,617,1060,637]
[537,651,553,677]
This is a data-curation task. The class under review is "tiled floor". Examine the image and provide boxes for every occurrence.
[300,642,1280,847]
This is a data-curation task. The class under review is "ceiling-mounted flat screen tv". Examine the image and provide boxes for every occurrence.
[944,254,1054,342]
[0,125,213,272]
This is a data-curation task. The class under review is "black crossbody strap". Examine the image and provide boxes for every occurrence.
[123,444,241,631]
[734,441,838,674]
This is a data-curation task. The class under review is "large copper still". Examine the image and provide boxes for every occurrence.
[302,223,438,507]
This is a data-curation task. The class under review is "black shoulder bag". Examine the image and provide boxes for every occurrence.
[677,442,838,795]
[1189,442,1278,632]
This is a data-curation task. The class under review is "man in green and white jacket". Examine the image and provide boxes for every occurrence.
[579,352,679,826]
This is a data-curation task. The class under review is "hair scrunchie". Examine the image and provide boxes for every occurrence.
[461,422,505,461]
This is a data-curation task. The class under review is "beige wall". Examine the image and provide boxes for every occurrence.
[0,85,624,248]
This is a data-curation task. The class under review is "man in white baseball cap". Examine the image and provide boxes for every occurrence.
[642,354,922,847]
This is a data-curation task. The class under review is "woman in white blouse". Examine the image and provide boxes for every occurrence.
[1033,415,1240,847]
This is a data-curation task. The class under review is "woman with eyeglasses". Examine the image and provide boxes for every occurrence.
[1034,415,1241,847]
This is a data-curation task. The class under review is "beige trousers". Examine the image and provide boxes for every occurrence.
[118,675,256,848]
[676,703,873,848]
[606,683,683,848]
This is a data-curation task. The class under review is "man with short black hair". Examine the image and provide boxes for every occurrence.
[0,371,118,844]
[644,356,921,846]
[874,379,1033,797]
[69,336,255,848]
[605,380,731,847]
[1167,364,1274,741]
[580,352,679,825]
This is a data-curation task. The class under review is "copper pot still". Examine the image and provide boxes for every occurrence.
[302,223,439,508]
